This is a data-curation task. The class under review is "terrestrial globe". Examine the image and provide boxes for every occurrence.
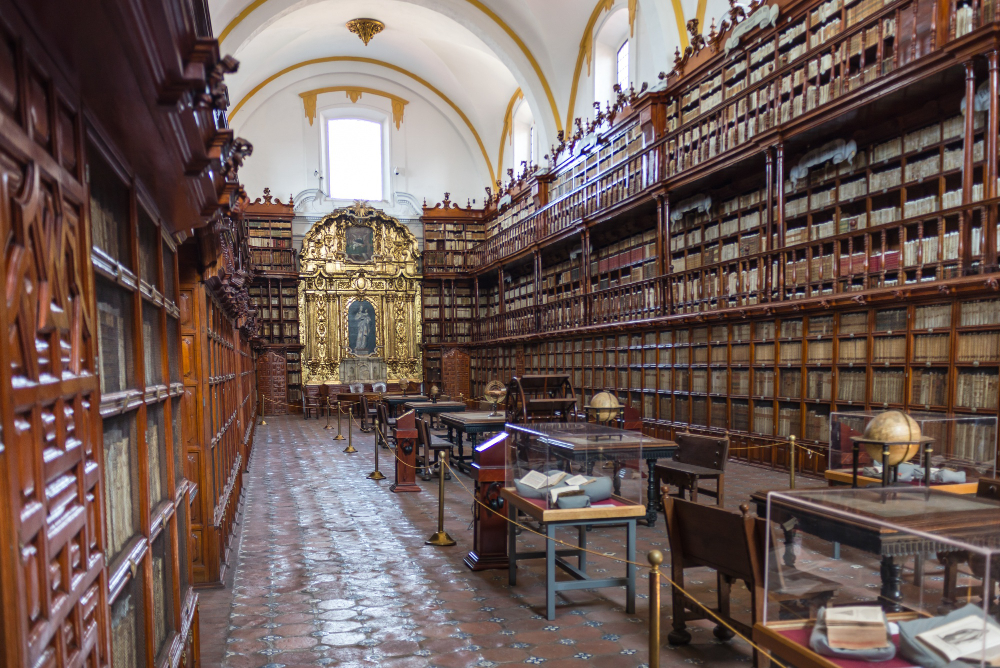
[861,410,923,466]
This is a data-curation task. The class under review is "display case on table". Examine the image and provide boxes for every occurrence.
[827,411,998,491]
[754,487,1000,668]
[503,422,648,517]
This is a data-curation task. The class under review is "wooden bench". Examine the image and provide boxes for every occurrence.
[655,432,729,506]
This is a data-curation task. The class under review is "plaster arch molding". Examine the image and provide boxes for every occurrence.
[216,0,561,146]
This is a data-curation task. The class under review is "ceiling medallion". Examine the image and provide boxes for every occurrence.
[347,18,385,46]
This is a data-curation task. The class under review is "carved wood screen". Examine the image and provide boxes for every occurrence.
[0,25,107,667]
[258,351,288,415]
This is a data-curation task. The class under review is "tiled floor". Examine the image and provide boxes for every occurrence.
[199,415,824,668]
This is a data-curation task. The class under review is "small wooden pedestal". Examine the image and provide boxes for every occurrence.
[391,410,420,493]
[465,431,509,571]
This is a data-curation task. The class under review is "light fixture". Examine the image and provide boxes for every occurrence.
[347,18,385,46]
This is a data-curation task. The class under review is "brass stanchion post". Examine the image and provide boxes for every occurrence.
[259,395,267,425]
[648,550,662,668]
[333,400,345,440]
[343,403,357,453]
[789,435,797,490]
[367,427,386,480]
[324,396,333,430]
[426,450,456,546]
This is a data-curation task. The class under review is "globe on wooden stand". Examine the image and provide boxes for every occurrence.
[850,410,933,487]
[585,391,622,425]
[484,380,507,417]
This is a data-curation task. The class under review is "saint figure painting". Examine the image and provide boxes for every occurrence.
[345,225,374,263]
[348,300,376,355]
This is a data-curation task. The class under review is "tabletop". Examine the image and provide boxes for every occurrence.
[439,411,507,426]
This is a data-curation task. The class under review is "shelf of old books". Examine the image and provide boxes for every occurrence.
[826,410,998,488]
[755,487,1000,668]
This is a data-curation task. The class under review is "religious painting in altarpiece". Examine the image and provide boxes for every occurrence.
[299,201,422,384]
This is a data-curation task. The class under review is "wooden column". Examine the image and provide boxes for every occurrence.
[582,228,592,325]
[987,51,999,269]
[962,60,977,270]
[775,143,786,299]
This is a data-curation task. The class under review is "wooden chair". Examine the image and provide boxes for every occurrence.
[656,432,729,506]
[662,496,837,667]
[303,385,324,420]
[360,394,378,432]
[377,402,396,446]
[939,477,1000,606]
[417,417,451,481]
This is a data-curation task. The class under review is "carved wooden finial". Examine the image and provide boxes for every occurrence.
[674,46,683,66]
[708,17,718,41]
[262,187,272,204]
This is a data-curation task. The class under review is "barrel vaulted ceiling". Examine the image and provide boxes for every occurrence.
[210,0,727,192]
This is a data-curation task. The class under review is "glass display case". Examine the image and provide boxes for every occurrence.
[757,487,1000,668]
[504,422,647,511]
[828,410,998,486]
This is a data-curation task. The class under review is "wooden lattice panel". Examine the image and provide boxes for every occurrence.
[0,43,107,667]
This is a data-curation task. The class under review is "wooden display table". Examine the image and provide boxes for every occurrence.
[754,615,920,668]
[403,400,466,428]
[537,427,677,527]
[384,394,427,416]
[502,488,644,620]
[439,411,507,473]
[824,468,978,494]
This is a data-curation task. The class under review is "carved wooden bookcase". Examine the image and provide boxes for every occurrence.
[245,190,302,413]
[431,0,1000,475]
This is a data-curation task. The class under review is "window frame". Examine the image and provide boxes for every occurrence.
[320,106,392,203]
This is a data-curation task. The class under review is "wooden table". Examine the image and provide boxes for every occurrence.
[439,411,507,473]
[753,614,920,668]
[824,468,978,494]
[538,427,677,527]
[751,488,1000,610]
[403,400,466,429]
[384,394,427,416]
[502,488,644,620]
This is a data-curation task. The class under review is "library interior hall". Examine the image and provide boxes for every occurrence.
[8,0,1000,667]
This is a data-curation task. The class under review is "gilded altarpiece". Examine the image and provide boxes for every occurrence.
[299,203,422,384]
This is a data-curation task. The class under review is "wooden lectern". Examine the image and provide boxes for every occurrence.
[465,431,509,570]
[391,409,421,493]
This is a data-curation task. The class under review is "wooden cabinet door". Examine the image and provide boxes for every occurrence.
[258,352,288,415]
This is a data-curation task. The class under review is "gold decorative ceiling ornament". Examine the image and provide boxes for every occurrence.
[298,87,408,128]
[347,18,385,45]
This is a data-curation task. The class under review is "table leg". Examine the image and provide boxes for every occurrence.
[508,503,518,587]
[782,526,797,568]
[690,475,700,503]
[546,523,557,621]
[645,458,659,527]
[457,432,465,472]
[626,519,636,615]
[577,525,587,572]
[612,462,622,496]
[447,424,455,443]
[880,556,903,612]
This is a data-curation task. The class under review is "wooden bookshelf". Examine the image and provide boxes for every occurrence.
[245,191,303,411]
[424,0,1000,472]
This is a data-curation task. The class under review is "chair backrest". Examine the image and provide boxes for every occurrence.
[304,385,321,399]
[361,394,371,415]
[662,496,757,582]
[416,417,431,448]
[978,477,1000,501]
[318,384,329,399]
[674,432,730,471]
[377,402,390,428]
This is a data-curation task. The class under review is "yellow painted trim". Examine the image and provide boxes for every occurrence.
[671,0,690,48]
[496,89,523,180]
[299,87,409,128]
[564,0,617,137]
[228,56,495,184]
[695,0,709,33]
[217,0,562,133]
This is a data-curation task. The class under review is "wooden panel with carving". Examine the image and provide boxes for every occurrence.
[258,351,288,415]
[0,16,107,667]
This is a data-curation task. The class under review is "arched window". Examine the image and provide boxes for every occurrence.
[616,40,630,93]
[327,118,383,201]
